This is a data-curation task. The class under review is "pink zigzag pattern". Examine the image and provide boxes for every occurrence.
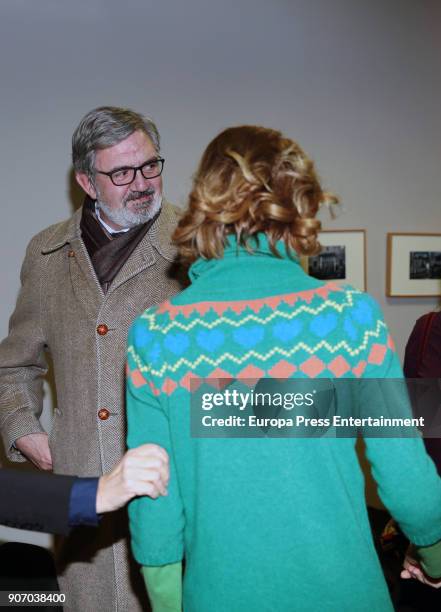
[128,346,388,397]
[157,282,344,319]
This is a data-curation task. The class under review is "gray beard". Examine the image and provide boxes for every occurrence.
[96,191,162,229]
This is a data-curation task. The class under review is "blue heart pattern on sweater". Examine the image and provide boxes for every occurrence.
[342,299,374,342]
[351,300,373,325]
[148,342,161,363]
[310,313,338,337]
[343,316,358,340]
[132,324,152,347]
[272,320,303,342]
[196,329,225,352]
[233,326,265,348]
[164,332,190,355]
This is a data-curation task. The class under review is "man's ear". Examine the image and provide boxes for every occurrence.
[75,172,97,200]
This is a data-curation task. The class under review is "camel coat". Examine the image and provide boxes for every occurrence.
[0,201,183,611]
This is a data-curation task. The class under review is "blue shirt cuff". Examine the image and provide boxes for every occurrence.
[68,477,100,527]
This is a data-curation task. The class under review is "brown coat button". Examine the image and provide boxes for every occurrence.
[67,250,75,258]
[97,324,109,336]
[98,408,110,420]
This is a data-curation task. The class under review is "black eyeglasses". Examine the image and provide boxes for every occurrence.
[96,158,165,186]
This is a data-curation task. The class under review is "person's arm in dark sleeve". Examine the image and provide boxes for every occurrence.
[403,316,425,378]
[68,477,100,527]
[0,468,76,534]
[1,443,169,534]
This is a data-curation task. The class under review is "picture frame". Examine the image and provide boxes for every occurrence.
[300,229,366,292]
[386,233,441,297]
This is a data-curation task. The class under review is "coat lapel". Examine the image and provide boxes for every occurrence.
[106,200,179,294]
[40,200,179,303]
[106,233,156,293]
[68,236,105,311]
[41,209,104,313]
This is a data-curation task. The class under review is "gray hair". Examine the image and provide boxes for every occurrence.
[72,106,160,177]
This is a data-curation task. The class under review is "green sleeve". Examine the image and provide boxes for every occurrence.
[126,319,185,565]
[141,563,182,612]
[416,539,441,579]
[360,297,441,547]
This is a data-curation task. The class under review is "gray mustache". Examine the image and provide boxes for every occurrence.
[125,188,155,202]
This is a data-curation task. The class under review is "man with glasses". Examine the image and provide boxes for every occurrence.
[0,107,183,611]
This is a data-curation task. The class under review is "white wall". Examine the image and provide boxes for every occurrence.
[1,0,440,540]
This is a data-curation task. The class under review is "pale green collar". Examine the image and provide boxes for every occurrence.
[189,233,300,282]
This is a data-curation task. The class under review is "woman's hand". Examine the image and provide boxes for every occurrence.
[401,553,441,589]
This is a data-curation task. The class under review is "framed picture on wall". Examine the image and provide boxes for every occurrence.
[301,230,366,292]
[387,233,441,297]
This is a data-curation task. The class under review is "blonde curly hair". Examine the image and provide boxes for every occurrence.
[173,125,338,263]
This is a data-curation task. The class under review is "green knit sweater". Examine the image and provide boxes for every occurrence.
[127,236,441,612]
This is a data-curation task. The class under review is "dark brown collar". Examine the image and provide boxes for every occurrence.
[80,197,159,292]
